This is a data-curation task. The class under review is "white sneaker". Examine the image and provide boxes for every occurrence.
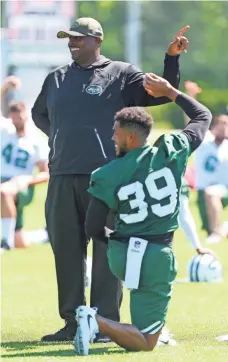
[216,334,228,342]
[205,233,221,244]
[74,306,99,356]
[157,329,177,346]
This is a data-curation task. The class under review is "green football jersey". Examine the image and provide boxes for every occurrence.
[88,132,191,236]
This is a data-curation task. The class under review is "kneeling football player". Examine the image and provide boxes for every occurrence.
[74,74,212,355]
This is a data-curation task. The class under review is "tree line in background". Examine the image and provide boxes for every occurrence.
[78,1,228,127]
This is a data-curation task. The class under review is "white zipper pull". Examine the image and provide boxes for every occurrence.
[94,129,107,159]
[51,130,59,160]
[60,69,65,83]
[54,74,59,89]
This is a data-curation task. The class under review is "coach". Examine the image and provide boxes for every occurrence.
[32,17,189,342]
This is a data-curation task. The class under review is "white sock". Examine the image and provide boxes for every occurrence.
[178,196,201,250]
[24,228,49,244]
[1,218,16,248]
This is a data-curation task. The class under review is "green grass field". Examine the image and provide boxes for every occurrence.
[1,183,228,362]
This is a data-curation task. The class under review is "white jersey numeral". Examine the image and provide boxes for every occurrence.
[117,181,148,224]
[118,167,178,224]
[145,168,177,217]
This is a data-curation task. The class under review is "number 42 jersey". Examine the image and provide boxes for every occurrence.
[1,118,49,181]
[88,132,191,236]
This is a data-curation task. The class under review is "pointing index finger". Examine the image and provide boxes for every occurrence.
[175,25,190,37]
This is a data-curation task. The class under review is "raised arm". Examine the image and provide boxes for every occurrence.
[177,94,212,151]
[1,76,21,97]
[1,76,21,117]
[122,26,190,107]
[144,73,212,152]
[183,80,202,125]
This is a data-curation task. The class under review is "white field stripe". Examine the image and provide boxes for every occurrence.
[140,321,162,334]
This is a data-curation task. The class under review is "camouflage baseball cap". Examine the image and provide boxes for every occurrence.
[57,17,104,40]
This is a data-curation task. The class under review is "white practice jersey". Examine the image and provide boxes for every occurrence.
[1,117,49,180]
[204,130,215,142]
[194,134,228,190]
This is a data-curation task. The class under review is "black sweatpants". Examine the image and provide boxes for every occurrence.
[45,175,123,324]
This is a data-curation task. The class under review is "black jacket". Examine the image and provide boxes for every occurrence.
[32,54,180,175]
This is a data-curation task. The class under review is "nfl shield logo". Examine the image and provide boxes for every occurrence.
[134,240,141,248]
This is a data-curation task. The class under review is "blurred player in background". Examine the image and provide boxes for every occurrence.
[1,101,49,251]
[183,81,228,243]
[194,114,228,243]
[179,177,215,256]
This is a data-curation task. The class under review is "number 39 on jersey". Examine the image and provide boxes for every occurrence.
[118,167,178,224]
[88,133,191,235]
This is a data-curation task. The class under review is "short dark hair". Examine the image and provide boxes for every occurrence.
[8,101,26,113]
[114,107,153,138]
[210,113,228,129]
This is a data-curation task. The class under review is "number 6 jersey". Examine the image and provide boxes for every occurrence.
[1,118,49,181]
[88,132,191,236]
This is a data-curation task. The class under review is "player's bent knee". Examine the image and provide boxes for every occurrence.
[143,329,162,351]
[1,189,9,200]
[144,342,156,351]
[205,185,225,198]
[0,188,15,201]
